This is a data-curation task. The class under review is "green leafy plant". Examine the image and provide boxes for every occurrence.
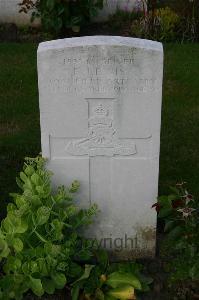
[107,8,142,33]
[153,182,199,282]
[162,0,199,41]
[19,0,103,35]
[154,7,179,41]
[131,6,179,41]
[71,250,153,300]
[0,156,98,299]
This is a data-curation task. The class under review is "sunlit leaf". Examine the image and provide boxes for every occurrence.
[106,272,141,290]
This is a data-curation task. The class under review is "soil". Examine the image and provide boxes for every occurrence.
[0,21,130,43]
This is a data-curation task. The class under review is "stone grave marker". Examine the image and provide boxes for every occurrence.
[37,36,163,259]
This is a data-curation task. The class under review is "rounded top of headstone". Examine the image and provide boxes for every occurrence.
[38,36,163,53]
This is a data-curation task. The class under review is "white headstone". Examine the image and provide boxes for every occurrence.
[38,36,163,259]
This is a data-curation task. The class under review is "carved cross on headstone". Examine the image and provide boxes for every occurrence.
[65,97,151,204]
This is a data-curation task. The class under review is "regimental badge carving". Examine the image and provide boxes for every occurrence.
[66,99,136,157]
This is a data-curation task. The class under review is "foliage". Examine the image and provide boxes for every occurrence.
[71,250,153,300]
[154,7,179,41]
[131,7,180,41]
[19,0,103,35]
[0,156,98,299]
[108,8,142,33]
[163,0,199,42]
[153,182,199,282]
[120,0,199,42]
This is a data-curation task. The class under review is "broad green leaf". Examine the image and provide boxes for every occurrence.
[29,277,44,297]
[107,285,135,299]
[51,219,63,240]
[96,249,108,270]
[36,258,48,276]
[36,184,50,198]
[15,195,26,208]
[77,249,92,260]
[17,220,28,233]
[106,272,142,290]
[46,0,55,11]
[168,194,178,202]
[4,257,21,272]
[13,238,23,252]
[68,262,83,278]
[44,242,53,254]
[72,264,95,285]
[36,185,45,195]
[30,261,39,274]
[2,217,14,233]
[20,172,28,183]
[22,262,29,275]
[46,255,57,267]
[51,272,67,289]
[7,203,17,213]
[89,6,98,18]
[71,285,80,300]
[35,230,48,243]
[36,206,50,225]
[16,177,23,190]
[42,278,55,295]
[24,165,35,176]
[0,274,14,290]
[2,215,28,234]
[30,195,41,206]
[189,261,199,280]
[158,195,172,208]
[169,186,180,194]
[57,261,68,272]
[115,262,142,275]
[158,207,173,218]
[0,239,10,258]
[31,173,42,186]
[167,226,183,240]
[164,220,176,232]
[57,5,65,16]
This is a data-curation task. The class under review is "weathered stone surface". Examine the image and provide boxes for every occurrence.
[38,36,163,258]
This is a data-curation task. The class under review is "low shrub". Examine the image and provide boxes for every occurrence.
[153,182,199,282]
[131,7,180,42]
[19,0,103,35]
[0,156,97,299]
[71,250,153,300]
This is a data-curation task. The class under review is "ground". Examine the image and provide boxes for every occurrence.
[0,39,199,299]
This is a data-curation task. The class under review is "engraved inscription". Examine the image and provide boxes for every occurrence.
[66,99,136,157]
[48,76,159,94]
[44,50,160,94]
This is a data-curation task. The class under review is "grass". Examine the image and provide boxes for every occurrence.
[160,44,199,196]
[0,43,40,217]
[0,42,198,218]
